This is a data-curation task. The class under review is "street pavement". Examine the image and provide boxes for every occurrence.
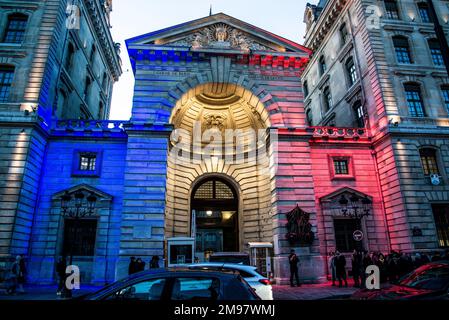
[0,281,359,301]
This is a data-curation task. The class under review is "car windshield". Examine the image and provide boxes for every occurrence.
[398,263,449,291]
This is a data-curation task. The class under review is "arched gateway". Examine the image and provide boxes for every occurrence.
[124,13,327,283]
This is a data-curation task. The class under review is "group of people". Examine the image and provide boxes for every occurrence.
[329,249,449,288]
[128,256,160,275]
[4,255,27,295]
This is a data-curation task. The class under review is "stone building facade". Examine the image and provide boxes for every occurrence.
[302,0,449,254]
[0,0,121,283]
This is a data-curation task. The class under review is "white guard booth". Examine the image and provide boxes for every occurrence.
[248,242,274,279]
[166,237,195,267]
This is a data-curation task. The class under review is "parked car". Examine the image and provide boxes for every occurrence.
[188,263,273,300]
[209,252,250,265]
[82,268,261,301]
[351,261,449,300]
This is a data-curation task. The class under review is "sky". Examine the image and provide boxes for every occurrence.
[109,0,309,120]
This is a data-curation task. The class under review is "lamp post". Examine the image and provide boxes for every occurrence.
[338,193,372,251]
[60,190,96,297]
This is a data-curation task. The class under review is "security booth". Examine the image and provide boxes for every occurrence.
[248,242,274,279]
[166,237,195,267]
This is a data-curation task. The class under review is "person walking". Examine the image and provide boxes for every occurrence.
[351,250,361,288]
[150,255,160,269]
[335,251,348,288]
[128,257,137,275]
[288,249,300,287]
[17,255,26,293]
[6,256,21,295]
[136,258,145,272]
[329,252,337,286]
[56,256,67,296]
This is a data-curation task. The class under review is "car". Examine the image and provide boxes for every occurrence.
[81,268,261,301]
[187,262,273,300]
[208,252,250,265]
[351,261,449,300]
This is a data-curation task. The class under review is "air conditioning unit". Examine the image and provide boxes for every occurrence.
[430,174,441,186]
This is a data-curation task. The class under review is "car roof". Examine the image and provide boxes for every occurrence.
[210,252,249,256]
[189,262,258,271]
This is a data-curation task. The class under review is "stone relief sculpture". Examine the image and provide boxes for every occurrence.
[169,23,271,51]
[202,112,228,132]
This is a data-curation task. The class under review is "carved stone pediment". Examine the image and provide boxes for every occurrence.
[165,23,271,51]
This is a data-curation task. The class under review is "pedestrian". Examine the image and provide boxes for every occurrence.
[150,255,160,269]
[377,253,387,283]
[351,250,361,288]
[335,251,348,287]
[360,250,372,287]
[6,256,21,295]
[128,256,137,275]
[17,255,26,293]
[288,249,300,287]
[329,252,337,286]
[56,256,67,296]
[136,258,145,272]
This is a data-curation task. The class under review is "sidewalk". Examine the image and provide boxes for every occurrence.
[0,284,101,300]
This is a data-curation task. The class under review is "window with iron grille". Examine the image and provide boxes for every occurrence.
[3,14,28,43]
[62,219,97,256]
[428,39,444,66]
[393,36,412,64]
[432,204,449,248]
[419,148,440,176]
[334,159,349,175]
[385,0,400,19]
[405,83,425,117]
[79,153,97,171]
[334,219,358,253]
[0,66,14,102]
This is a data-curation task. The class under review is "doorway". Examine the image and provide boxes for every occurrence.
[191,177,239,261]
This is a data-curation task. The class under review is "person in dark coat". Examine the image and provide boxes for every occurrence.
[335,251,348,287]
[136,258,145,272]
[150,255,160,269]
[17,255,26,293]
[56,256,67,295]
[288,249,300,287]
[128,257,137,275]
[329,252,337,286]
[351,250,362,288]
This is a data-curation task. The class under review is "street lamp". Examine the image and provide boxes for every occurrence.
[60,190,97,298]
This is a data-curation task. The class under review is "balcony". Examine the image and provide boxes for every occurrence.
[308,126,369,141]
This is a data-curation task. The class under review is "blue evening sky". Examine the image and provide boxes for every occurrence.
[109,0,308,120]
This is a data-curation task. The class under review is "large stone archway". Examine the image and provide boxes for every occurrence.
[165,83,274,255]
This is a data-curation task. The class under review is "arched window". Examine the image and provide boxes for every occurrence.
[417,2,432,23]
[323,86,332,112]
[384,0,400,20]
[3,13,28,43]
[345,57,358,87]
[0,65,14,102]
[428,39,444,66]
[319,55,327,75]
[419,148,440,176]
[441,85,449,114]
[64,43,75,71]
[393,36,412,64]
[404,82,425,117]
[353,101,365,128]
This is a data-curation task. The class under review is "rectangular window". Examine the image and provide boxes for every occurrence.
[430,48,444,66]
[395,46,411,64]
[442,88,449,113]
[420,148,440,176]
[79,153,96,171]
[340,24,348,45]
[334,159,349,175]
[432,204,449,248]
[385,1,400,20]
[418,5,432,23]
[0,67,14,102]
[3,14,28,43]
[334,219,359,253]
[62,219,97,256]
[405,86,425,117]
